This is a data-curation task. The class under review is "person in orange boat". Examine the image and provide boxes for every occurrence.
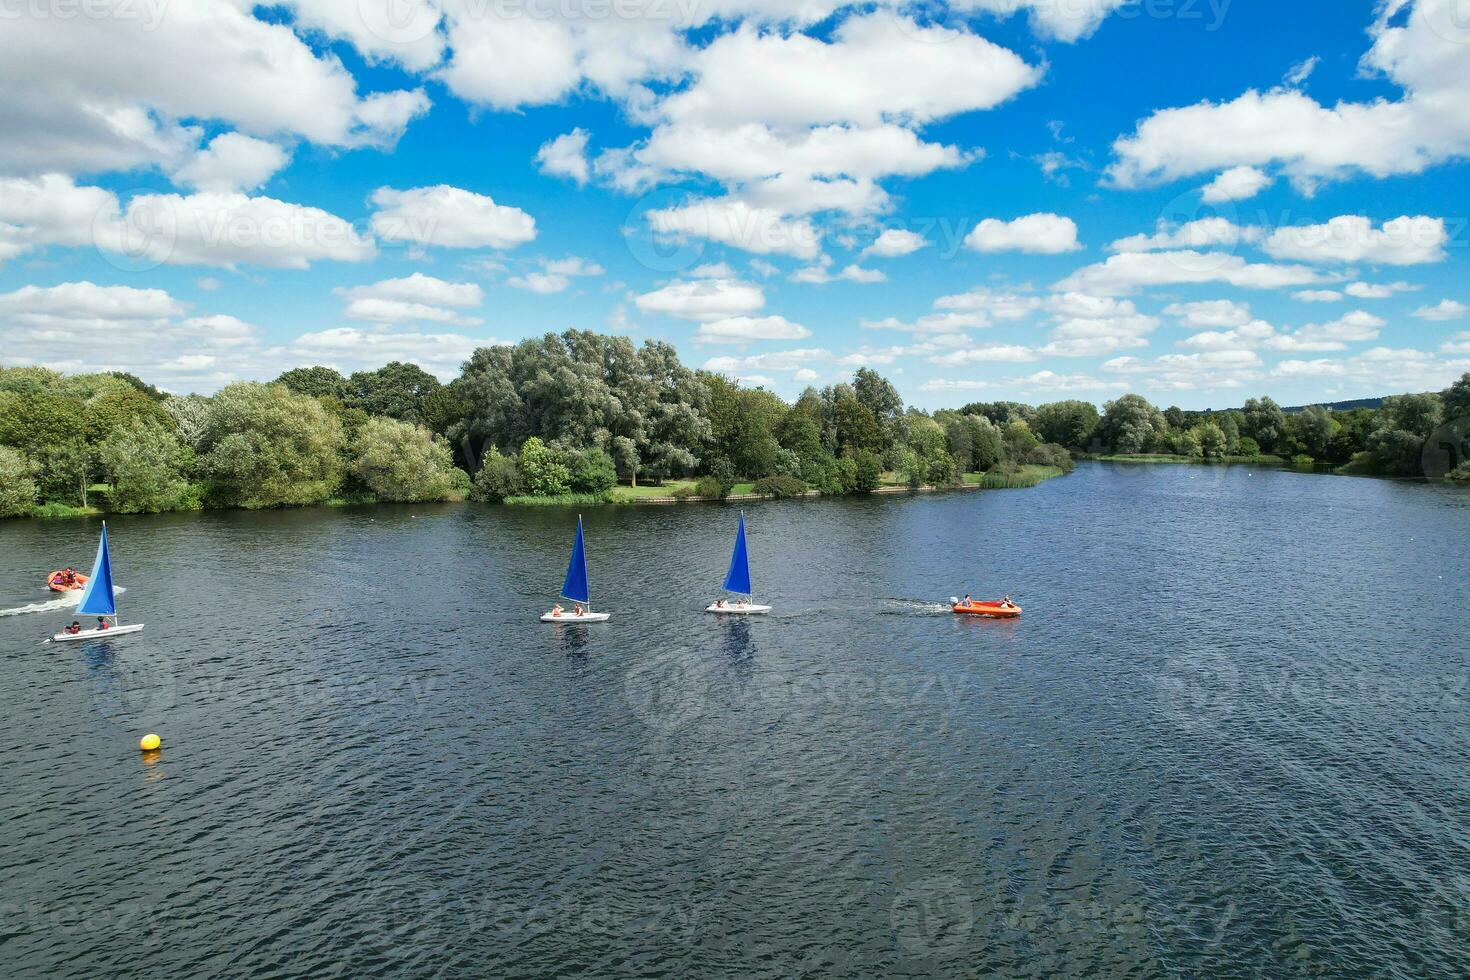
[963,594,972,605]
[1000,595,1014,608]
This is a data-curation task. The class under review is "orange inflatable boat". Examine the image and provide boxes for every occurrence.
[47,571,88,592]
[952,599,1022,619]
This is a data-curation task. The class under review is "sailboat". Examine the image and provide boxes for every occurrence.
[706,512,771,615]
[540,515,610,623]
[52,523,144,642]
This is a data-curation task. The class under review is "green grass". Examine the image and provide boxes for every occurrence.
[28,502,102,519]
[966,465,1064,489]
[505,492,625,506]
[612,480,697,499]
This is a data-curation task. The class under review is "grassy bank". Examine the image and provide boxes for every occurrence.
[1090,453,1287,466]
[962,465,1065,489]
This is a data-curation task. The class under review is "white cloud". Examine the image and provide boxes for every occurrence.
[0,174,116,262]
[172,133,289,192]
[1294,289,1343,302]
[966,213,1081,254]
[958,0,1133,43]
[929,345,1039,365]
[1041,310,1160,357]
[791,261,886,284]
[0,0,428,176]
[1442,332,1470,354]
[921,370,1124,394]
[536,129,591,185]
[1413,299,1469,321]
[1103,349,1265,390]
[647,197,821,259]
[507,272,571,294]
[543,256,605,277]
[861,228,927,258]
[1058,250,1319,295]
[1108,2,1470,191]
[694,314,812,343]
[1163,299,1254,328]
[1271,346,1470,390]
[933,288,1043,321]
[279,326,492,381]
[370,185,537,250]
[1201,165,1274,202]
[862,312,991,334]
[1108,217,1261,253]
[703,347,829,374]
[338,274,483,325]
[97,191,375,269]
[1262,215,1447,265]
[1266,310,1386,352]
[1344,280,1416,299]
[1180,319,1279,352]
[635,277,765,321]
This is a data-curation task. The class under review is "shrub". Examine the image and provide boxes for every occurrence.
[752,475,808,498]
[351,417,465,502]
[1236,436,1261,457]
[847,448,881,493]
[1447,461,1470,483]
[567,447,618,494]
[0,447,38,517]
[1291,454,1315,468]
[518,436,570,496]
[671,485,697,500]
[694,475,726,499]
[1025,442,1075,474]
[472,447,524,502]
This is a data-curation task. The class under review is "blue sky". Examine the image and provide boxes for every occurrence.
[1,0,1467,409]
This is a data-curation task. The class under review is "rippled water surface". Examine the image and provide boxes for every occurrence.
[3,463,1469,977]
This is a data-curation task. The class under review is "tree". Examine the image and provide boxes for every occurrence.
[1002,420,1039,459]
[967,415,1003,471]
[1442,372,1470,421]
[1294,406,1340,459]
[1194,422,1227,459]
[348,361,442,424]
[1242,396,1288,455]
[832,397,885,455]
[1034,400,1100,451]
[1098,394,1167,454]
[83,387,171,443]
[471,447,523,502]
[517,437,570,496]
[0,447,36,517]
[567,447,617,494]
[847,448,882,492]
[1368,393,1442,475]
[163,395,212,450]
[351,417,466,502]
[853,367,903,425]
[612,435,641,487]
[198,383,345,508]
[275,366,350,401]
[100,418,195,513]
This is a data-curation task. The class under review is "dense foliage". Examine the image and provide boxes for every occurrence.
[3,334,1465,519]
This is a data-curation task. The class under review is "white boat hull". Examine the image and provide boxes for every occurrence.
[706,603,771,615]
[540,612,611,623]
[52,623,144,642]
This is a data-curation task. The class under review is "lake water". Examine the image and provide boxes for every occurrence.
[2,462,1468,977]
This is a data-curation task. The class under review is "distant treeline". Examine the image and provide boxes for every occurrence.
[1,331,1466,518]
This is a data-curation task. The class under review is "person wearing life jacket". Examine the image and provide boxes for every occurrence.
[64,568,77,586]
[67,621,81,634]
[96,617,109,631]
[573,604,585,616]
[1000,595,1014,608]
[963,594,972,605]
[549,604,564,618]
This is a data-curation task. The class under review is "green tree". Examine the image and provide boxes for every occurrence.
[1098,394,1167,454]
[0,446,37,517]
[1002,420,1039,459]
[100,418,195,513]
[1194,422,1227,459]
[1034,400,1100,451]
[1242,396,1288,455]
[275,366,350,401]
[1442,372,1470,421]
[832,397,885,456]
[199,383,345,508]
[853,367,903,425]
[517,437,570,496]
[567,447,617,494]
[1294,406,1340,459]
[348,361,442,425]
[471,447,523,502]
[83,387,170,443]
[352,417,466,502]
[847,448,882,493]
[1368,392,1442,475]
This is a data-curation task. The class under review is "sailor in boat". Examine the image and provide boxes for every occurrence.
[1000,595,1014,609]
[549,603,565,618]
[573,604,585,616]
[964,594,972,605]
[67,621,81,635]
[96,616,110,631]
[715,599,726,609]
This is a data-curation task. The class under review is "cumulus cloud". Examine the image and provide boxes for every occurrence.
[1413,299,1469,321]
[536,129,591,184]
[1262,215,1447,265]
[1058,250,1319,295]
[635,277,766,321]
[1164,299,1254,329]
[1107,218,1261,253]
[172,133,289,192]
[338,273,484,325]
[966,213,1081,254]
[1271,346,1470,390]
[370,185,537,250]
[278,326,495,381]
[1108,2,1470,192]
[647,197,821,259]
[1294,290,1343,302]
[694,314,812,343]
[861,228,928,258]
[1103,349,1265,390]
[1266,310,1386,352]
[1201,165,1273,202]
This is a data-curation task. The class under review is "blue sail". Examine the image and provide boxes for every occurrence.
[722,512,752,595]
[560,516,591,603]
[75,523,117,617]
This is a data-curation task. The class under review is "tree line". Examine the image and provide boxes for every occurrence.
[1,330,1466,518]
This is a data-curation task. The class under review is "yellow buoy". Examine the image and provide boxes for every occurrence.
[139,733,161,752]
